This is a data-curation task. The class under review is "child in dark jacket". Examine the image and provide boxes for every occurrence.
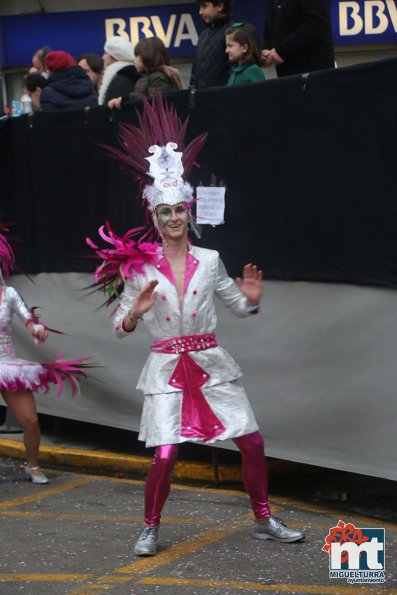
[190,1,233,90]
[226,23,266,86]
[107,38,183,110]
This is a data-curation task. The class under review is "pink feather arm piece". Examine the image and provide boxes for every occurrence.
[40,354,94,398]
[86,221,161,306]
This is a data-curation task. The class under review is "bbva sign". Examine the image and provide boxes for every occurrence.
[105,13,199,48]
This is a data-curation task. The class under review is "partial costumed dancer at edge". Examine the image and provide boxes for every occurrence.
[88,98,305,556]
[0,226,92,484]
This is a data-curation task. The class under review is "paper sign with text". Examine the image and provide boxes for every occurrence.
[196,187,225,225]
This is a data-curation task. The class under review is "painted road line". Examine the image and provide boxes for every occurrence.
[70,515,252,594]
[0,437,241,482]
[2,510,385,535]
[0,574,94,582]
[96,576,134,584]
[114,516,253,574]
[0,477,90,509]
[69,500,395,595]
[64,588,108,593]
[85,473,248,495]
[85,475,396,529]
[137,577,395,594]
[0,511,218,524]
[1,469,391,532]
[272,497,397,531]
[82,475,397,532]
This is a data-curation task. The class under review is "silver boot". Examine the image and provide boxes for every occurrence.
[133,526,159,556]
[253,516,305,543]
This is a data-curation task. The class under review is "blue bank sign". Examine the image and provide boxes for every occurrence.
[0,0,396,68]
[334,0,397,42]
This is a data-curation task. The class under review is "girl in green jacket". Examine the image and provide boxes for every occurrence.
[225,23,266,86]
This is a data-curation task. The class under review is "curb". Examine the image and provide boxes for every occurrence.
[0,438,243,483]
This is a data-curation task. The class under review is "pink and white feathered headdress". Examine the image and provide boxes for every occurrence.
[87,98,207,305]
[0,224,16,283]
[101,96,207,212]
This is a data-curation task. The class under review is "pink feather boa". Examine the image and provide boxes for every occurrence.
[0,355,93,397]
[86,221,161,306]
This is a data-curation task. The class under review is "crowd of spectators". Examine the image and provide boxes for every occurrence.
[16,0,334,113]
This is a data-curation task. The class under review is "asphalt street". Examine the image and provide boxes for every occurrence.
[0,456,395,595]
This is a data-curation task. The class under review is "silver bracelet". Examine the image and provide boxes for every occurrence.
[246,303,260,314]
[127,310,143,323]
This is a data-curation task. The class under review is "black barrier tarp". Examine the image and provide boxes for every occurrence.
[0,58,397,286]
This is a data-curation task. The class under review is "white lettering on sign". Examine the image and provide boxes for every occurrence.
[151,15,177,47]
[339,2,362,34]
[105,18,130,40]
[339,0,397,35]
[386,0,397,30]
[174,14,198,47]
[129,17,153,44]
[105,14,198,48]
[365,0,389,33]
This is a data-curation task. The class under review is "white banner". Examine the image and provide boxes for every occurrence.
[2,273,396,480]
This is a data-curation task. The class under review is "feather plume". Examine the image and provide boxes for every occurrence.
[86,222,161,306]
[0,224,15,278]
[101,97,207,190]
[41,354,94,398]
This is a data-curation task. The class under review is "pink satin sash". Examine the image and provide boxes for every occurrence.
[151,334,225,441]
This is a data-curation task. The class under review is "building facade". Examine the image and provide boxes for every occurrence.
[0,0,396,108]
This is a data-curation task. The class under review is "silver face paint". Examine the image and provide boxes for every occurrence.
[157,207,173,227]
[157,204,187,227]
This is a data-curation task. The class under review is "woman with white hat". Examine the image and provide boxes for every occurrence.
[98,36,141,105]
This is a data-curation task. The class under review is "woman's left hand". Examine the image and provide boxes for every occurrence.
[236,264,263,305]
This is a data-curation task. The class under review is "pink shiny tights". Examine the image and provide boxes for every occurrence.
[144,431,270,526]
[233,431,271,520]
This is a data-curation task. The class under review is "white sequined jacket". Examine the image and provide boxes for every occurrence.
[113,246,254,395]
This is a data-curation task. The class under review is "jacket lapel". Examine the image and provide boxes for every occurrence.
[155,250,200,296]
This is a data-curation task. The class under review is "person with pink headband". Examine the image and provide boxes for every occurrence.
[89,98,305,556]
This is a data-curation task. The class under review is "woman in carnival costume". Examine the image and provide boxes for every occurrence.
[88,98,305,555]
[0,226,91,484]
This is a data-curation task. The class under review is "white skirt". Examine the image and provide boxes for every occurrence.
[0,358,48,393]
[138,379,259,447]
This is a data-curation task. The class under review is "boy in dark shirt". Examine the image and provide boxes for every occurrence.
[190,1,233,90]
